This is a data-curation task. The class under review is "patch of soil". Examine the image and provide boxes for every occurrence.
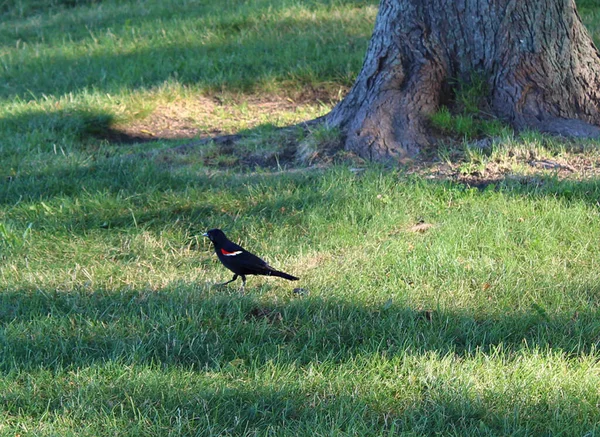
[108,90,600,184]
[109,91,341,146]
[406,154,600,189]
[109,98,217,143]
[282,84,348,105]
[407,222,435,233]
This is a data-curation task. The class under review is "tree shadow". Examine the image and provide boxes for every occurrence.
[0,139,329,234]
[1,285,599,373]
[1,107,115,139]
[417,169,600,210]
[1,153,194,207]
[3,355,596,435]
[2,6,368,100]
[498,173,600,205]
[1,283,599,431]
[4,147,600,241]
[0,272,600,435]
[0,106,185,146]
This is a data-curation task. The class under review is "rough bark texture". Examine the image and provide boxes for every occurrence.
[327,0,600,161]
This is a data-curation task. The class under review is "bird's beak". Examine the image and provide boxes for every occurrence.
[201,232,208,237]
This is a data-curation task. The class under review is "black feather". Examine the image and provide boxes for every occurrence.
[203,229,299,289]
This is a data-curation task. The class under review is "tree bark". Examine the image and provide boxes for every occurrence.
[326,0,600,161]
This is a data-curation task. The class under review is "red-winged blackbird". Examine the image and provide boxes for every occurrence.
[202,228,299,292]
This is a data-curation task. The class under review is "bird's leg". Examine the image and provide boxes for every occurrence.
[239,275,246,294]
[218,274,238,286]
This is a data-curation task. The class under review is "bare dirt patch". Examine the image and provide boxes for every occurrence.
[406,154,600,188]
[108,97,215,142]
[106,88,600,184]
[107,87,343,144]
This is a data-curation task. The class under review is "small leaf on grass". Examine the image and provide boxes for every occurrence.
[293,287,309,296]
[408,223,434,233]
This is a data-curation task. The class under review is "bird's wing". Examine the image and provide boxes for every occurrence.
[235,251,271,273]
[217,239,276,274]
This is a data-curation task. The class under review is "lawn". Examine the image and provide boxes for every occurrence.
[2,0,600,435]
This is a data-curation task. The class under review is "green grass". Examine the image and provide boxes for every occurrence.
[2,0,600,435]
[429,73,512,142]
[430,106,510,140]
[1,0,374,100]
[4,163,600,435]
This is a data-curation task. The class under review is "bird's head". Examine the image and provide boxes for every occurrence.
[202,228,227,244]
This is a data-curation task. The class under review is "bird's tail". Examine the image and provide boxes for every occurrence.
[269,269,299,281]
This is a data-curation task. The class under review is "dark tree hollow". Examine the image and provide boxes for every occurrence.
[326,0,600,161]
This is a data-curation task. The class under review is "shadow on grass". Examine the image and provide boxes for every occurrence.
[0,107,169,146]
[1,285,599,372]
[3,357,594,436]
[497,173,600,205]
[1,157,190,207]
[1,107,116,140]
[0,105,305,176]
[0,149,327,231]
[4,150,600,211]
[1,285,598,434]
[1,5,367,100]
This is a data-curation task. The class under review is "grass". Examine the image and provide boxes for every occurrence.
[1,0,374,99]
[3,166,600,435]
[2,0,600,435]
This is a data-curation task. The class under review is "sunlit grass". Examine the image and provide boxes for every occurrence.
[3,160,600,434]
[1,0,600,435]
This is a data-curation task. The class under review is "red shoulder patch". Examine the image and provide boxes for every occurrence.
[221,248,243,256]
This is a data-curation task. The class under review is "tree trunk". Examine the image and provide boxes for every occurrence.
[326,0,600,161]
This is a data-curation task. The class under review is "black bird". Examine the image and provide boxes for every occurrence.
[202,228,299,292]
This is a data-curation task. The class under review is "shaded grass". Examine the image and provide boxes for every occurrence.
[0,286,599,435]
[2,352,597,436]
[580,0,600,47]
[1,285,600,371]
[0,0,375,100]
[4,155,600,434]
